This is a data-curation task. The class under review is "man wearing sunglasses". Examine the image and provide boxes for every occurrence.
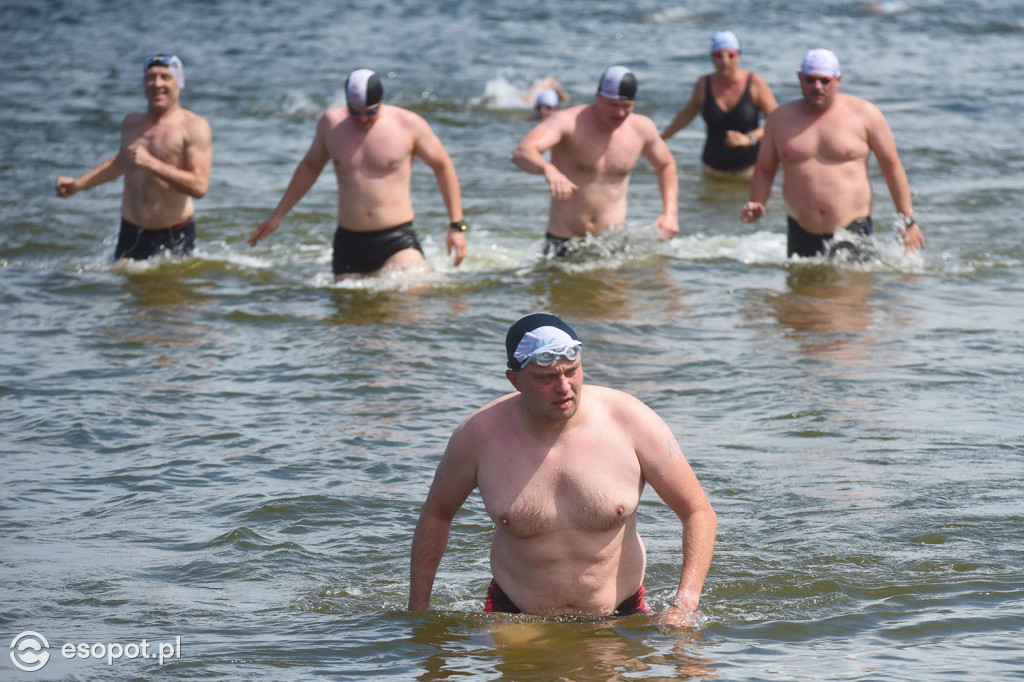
[248,68,468,279]
[56,55,212,261]
[410,312,717,628]
[741,49,925,257]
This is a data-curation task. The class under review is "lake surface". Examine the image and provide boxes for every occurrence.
[2,0,1023,679]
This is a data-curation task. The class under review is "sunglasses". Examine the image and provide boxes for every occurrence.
[535,104,554,111]
[348,104,380,117]
[524,342,582,367]
[803,75,835,86]
[713,50,739,59]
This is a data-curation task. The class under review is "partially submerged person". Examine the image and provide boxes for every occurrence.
[247,69,468,279]
[741,49,925,257]
[532,87,561,120]
[409,313,717,626]
[522,76,569,121]
[512,66,679,257]
[661,30,777,179]
[56,55,212,261]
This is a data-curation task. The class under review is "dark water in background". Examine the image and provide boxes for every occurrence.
[2,0,1023,679]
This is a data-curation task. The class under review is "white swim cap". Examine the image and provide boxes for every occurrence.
[144,54,185,90]
[597,66,637,101]
[345,69,383,107]
[535,88,559,108]
[710,31,740,53]
[800,49,841,77]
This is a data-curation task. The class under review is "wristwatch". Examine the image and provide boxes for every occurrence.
[449,219,468,232]
[903,215,917,229]
[748,132,758,146]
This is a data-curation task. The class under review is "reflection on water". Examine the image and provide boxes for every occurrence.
[411,614,716,680]
[766,267,878,365]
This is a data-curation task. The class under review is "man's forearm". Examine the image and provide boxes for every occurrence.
[674,507,718,610]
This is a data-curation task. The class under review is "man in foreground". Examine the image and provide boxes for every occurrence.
[512,66,679,256]
[56,55,212,260]
[409,313,717,626]
[247,69,468,279]
[741,49,924,258]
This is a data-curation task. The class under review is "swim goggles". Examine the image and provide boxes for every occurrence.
[522,341,582,367]
[144,54,182,69]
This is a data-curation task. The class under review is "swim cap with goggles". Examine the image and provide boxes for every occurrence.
[506,313,582,371]
[535,88,559,109]
[144,54,184,89]
[597,66,637,101]
[800,48,841,78]
[345,69,383,108]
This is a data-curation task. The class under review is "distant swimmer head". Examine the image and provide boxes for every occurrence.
[597,66,637,101]
[345,69,384,108]
[710,30,741,54]
[144,54,184,89]
[535,88,559,109]
[506,313,582,371]
[800,49,841,78]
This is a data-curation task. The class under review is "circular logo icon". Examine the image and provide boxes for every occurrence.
[10,631,50,672]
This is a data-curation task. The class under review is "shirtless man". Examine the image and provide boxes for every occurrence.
[56,55,212,260]
[247,69,468,279]
[741,49,925,257]
[409,313,717,627]
[512,66,679,256]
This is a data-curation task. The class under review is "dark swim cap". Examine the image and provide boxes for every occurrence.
[506,313,581,371]
[597,66,637,101]
[345,69,383,107]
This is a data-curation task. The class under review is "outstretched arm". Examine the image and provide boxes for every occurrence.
[661,78,704,141]
[56,114,137,198]
[248,115,331,246]
[56,154,124,198]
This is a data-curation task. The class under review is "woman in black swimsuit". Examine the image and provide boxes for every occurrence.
[661,31,778,179]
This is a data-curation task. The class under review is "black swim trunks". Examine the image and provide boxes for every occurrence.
[786,216,873,258]
[114,217,196,260]
[543,232,573,258]
[332,221,423,275]
[485,579,650,616]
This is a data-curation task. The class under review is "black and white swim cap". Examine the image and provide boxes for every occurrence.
[506,312,581,371]
[597,66,637,101]
[345,69,383,107]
